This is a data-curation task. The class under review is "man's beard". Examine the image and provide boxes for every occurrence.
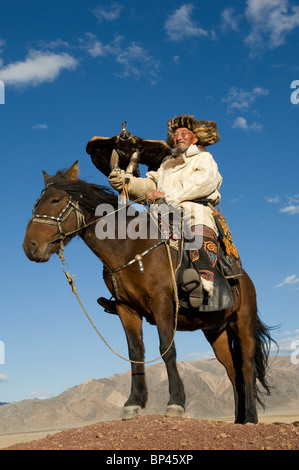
[172,146,187,157]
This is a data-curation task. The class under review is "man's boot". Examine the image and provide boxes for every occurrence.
[97,297,117,315]
[181,268,204,309]
[188,226,218,304]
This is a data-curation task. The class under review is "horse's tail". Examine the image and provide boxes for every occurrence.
[254,315,278,408]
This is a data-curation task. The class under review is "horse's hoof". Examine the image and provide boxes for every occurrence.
[164,405,184,418]
[122,405,141,420]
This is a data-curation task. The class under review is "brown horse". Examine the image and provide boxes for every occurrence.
[23,161,274,424]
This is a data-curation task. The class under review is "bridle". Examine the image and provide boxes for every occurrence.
[26,183,86,244]
[25,181,180,364]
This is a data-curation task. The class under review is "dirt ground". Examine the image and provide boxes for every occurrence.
[2,415,299,451]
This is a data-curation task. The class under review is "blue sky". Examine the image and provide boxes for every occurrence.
[0,0,299,403]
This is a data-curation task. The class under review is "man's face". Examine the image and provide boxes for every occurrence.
[173,127,198,149]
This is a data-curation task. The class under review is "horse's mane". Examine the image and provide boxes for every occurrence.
[49,171,119,212]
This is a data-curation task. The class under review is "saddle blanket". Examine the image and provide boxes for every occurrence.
[174,243,235,312]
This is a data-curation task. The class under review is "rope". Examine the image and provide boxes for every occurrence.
[58,236,182,365]
[35,181,183,364]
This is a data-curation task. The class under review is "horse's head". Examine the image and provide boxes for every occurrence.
[23,161,84,262]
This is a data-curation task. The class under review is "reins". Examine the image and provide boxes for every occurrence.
[30,185,182,364]
[58,236,181,364]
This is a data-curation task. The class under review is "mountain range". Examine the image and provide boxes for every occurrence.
[0,356,298,434]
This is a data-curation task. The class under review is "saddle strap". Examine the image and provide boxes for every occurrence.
[105,240,165,299]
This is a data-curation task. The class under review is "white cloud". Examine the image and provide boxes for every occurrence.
[33,124,48,130]
[223,86,269,112]
[115,43,159,82]
[280,205,299,215]
[92,3,123,22]
[187,351,215,360]
[232,116,262,131]
[266,196,280,203]
[28,390,54,400]
[165,4,208,41]
[231,194,247,203]
[0,374,7,382]
[81,34,159,83]
[79,32,108,57]
[223,86,268,130]
[245,0,299,54]
[37,39,71,50]
[221,7,241,32]
[0,50,78,88]
[272,330,299,355]
[275,274,299,288]
[280,195,299,215]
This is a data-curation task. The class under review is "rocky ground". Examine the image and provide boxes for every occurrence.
[3,415,299,451]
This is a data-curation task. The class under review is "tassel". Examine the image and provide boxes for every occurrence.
[223,237,239,259]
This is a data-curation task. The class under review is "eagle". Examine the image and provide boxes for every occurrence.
[86,121,171,177]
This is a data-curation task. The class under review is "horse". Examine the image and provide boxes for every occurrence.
[23,161,274,424]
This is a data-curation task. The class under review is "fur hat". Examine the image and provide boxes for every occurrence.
[167,114,220,148]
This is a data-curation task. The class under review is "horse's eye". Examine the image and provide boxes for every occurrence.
[51,197,61,205]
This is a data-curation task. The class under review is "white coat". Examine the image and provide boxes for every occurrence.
[146,144,222,234]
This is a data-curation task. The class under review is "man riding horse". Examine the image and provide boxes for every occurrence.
[23,116,272,423]
[107,114,238,309]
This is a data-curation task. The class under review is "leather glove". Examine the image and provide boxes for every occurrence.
[108,169,130,191]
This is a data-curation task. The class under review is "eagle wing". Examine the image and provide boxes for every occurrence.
[86,135,171,176]
[86,136,115,177]
[137,139,171,171]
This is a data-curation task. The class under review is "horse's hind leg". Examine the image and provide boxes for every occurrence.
[204,323,258,424]
[117,304,148,420]
[234,305,259,424]
[203,327,240,422]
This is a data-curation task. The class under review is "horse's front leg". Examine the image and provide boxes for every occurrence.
[161,339,186,417]
[117,303,148,420]
[155,299,186,417]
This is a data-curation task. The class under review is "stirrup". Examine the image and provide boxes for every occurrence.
[97,297,117,315]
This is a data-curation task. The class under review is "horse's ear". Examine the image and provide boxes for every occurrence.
[43,170,51,185]
[64,161,79,181]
